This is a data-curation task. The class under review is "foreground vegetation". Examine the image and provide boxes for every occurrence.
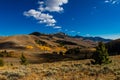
[0,55,120,80]
[0,41,119,80]
[91,42,111,65]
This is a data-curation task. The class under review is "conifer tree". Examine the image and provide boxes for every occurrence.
[91,42,111,65]
[20,53,28,65]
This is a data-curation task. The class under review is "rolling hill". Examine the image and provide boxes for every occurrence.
[0,32,112,53]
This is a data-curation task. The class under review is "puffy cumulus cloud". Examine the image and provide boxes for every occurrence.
[39,0,68,12]
[24,0,68,28]
[104,0,120,4]
[24,9,56,26]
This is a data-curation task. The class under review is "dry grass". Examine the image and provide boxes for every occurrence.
[0,55,120,80]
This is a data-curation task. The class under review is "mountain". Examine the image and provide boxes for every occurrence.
[0,32,97,53]
[30,32,111,42]
[0,32,113,54]
[29,32,49,36]
[73,35,112,42]
[52,32,68,38]
[0,32,114,65]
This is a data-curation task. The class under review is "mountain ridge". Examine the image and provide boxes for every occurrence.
[29,32,112,42]
[0,31,112,54]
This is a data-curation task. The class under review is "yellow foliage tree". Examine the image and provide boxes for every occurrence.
[55,47,67,54]
[26,45,33,49]
[37,45,51,51]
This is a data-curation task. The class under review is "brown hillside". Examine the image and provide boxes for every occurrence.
[0,34,96,52]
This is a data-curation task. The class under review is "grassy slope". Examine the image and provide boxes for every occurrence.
[0,34,96,51]
[0,55,120,80]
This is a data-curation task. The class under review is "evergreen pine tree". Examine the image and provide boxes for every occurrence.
[20,53,28,65]
[91,42,111,65]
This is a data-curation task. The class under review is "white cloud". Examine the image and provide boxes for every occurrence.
[53,26,62,29]
[104,0,120,4]
[24,0,68,28]
[24,9,41,18]
[38,0,68,12]
[99,34,120,40]
[105,0,110,3]
[24,9,56,26]
[38,1,44,5]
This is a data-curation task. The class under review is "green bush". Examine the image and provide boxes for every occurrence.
[0,58,4,66]
[91,42,112,65]
[20,53,28,65]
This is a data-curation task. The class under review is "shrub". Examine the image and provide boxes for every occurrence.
[91,42,112,65]
[20,53,28,65]
[0,58,4,66]
[0,50,12,57]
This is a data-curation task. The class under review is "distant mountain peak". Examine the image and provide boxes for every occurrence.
[52,32,68,38]
[54,32,66,35]
[29,32,45,36]
[29,32,111,42]
[73,35,111,42]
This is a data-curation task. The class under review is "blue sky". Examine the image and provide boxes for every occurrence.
[0,0,120,39]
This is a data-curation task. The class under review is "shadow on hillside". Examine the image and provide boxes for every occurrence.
[29,52,93,64]
[37,53,69,63]
[0,41,26,50]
